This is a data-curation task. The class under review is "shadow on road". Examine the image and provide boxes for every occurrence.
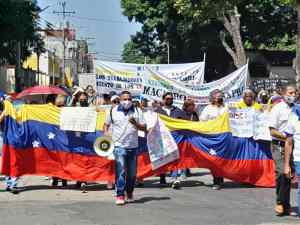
[10,178,271,193]
[132,196,171,204]
[17,183,110,193]
[136,179,205,189]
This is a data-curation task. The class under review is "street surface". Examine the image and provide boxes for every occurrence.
[0,169,299,225]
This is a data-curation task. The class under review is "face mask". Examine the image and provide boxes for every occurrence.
[121,100,132,109]
[261,96,268,104]
[79,100,89,107]
[165,99,173,107]
[216,98,223,105]
[284,96,296,104]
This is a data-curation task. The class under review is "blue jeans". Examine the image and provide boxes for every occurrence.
[294,161,300,215]
[0,131,3,157]
[114,147,137,197]
[171,169,187,180]
[5,176,18,189]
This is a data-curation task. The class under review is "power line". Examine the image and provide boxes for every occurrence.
[42,12,130,24]
[69,15,130,24]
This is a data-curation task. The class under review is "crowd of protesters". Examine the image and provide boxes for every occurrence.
[2,84,300,216]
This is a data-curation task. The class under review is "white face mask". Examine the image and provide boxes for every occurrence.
[284,96,296,104]
[121,100,132,109]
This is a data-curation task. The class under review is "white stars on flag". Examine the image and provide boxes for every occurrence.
[48,132,55,140]
[32,140,40,148]
[209,148,217,156]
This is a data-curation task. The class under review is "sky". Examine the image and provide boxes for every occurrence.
[38,0,141,61]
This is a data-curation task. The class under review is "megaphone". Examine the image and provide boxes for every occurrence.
[93,136,114,157]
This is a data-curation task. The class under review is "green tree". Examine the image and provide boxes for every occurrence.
[278,0,300,87]
[0,0,43,65]
[174,0,297,67]
[121,0,296,75]
[122,40,163,64]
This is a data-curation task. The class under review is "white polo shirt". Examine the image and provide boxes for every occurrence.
[268,101,292,140]
[105,105,145,149]
[285,112,300,162]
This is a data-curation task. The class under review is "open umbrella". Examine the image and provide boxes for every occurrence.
[16,86,68,99]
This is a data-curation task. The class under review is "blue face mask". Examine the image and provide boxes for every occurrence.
[284,96,296,104]
[121,100,132,109]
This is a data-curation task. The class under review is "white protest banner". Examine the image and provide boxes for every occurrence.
[79,61,247,107]
[229,108,255,138]
[94,60,143,95]
[142,64,248,106]
[144,61,205,85]
[92,60,205,94]
[60,107,97,132]
[147,117,179,170]
[78,73,97,90]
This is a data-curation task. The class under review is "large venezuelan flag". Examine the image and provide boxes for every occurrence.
[137,114,275,187]
[1,101,275,187]
[1,101,114,182]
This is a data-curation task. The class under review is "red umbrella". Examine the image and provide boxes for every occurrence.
[16,86,68,99]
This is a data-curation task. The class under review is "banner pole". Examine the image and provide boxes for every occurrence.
[246,58,251,88]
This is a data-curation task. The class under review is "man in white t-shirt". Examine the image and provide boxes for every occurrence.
[269,85,297,216]
[200,89,227,190]
[104,91,146,205]
[284,106,300,217]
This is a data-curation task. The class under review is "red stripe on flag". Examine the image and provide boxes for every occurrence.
[1,141,275,187]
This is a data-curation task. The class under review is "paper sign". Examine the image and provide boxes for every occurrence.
[229,108,255,138]
[78,73,97,90]
[253,112,272,141]
[147,117,179,170]
[60,107,97,132]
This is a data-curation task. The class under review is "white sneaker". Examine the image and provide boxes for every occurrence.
[115,196,125,205]
[171,180,181,189]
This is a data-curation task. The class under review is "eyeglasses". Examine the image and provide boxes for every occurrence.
[165,98,173,100]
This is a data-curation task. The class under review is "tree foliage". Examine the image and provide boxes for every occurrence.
[0,0,44,65]
[121,0,296,77]
[122,40,162,64]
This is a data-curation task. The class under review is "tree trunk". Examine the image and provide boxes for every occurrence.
[220,6,247,68]
[295,3,300,89]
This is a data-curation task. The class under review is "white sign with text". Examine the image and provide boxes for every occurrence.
[229,108,272,141]
[60,107,97,132]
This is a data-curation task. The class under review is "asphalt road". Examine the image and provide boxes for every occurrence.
[0,169,299,225]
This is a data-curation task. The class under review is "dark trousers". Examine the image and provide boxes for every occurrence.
[160,174,166,183]
[213,176,224,185]
[272,143,293,210]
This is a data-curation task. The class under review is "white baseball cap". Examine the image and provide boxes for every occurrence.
[110,95,120,102]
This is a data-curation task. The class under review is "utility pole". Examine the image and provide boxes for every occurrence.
[15,41,21,92]
[167,40,170,64]
[52,50,56,85]
[53,1,75,86]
